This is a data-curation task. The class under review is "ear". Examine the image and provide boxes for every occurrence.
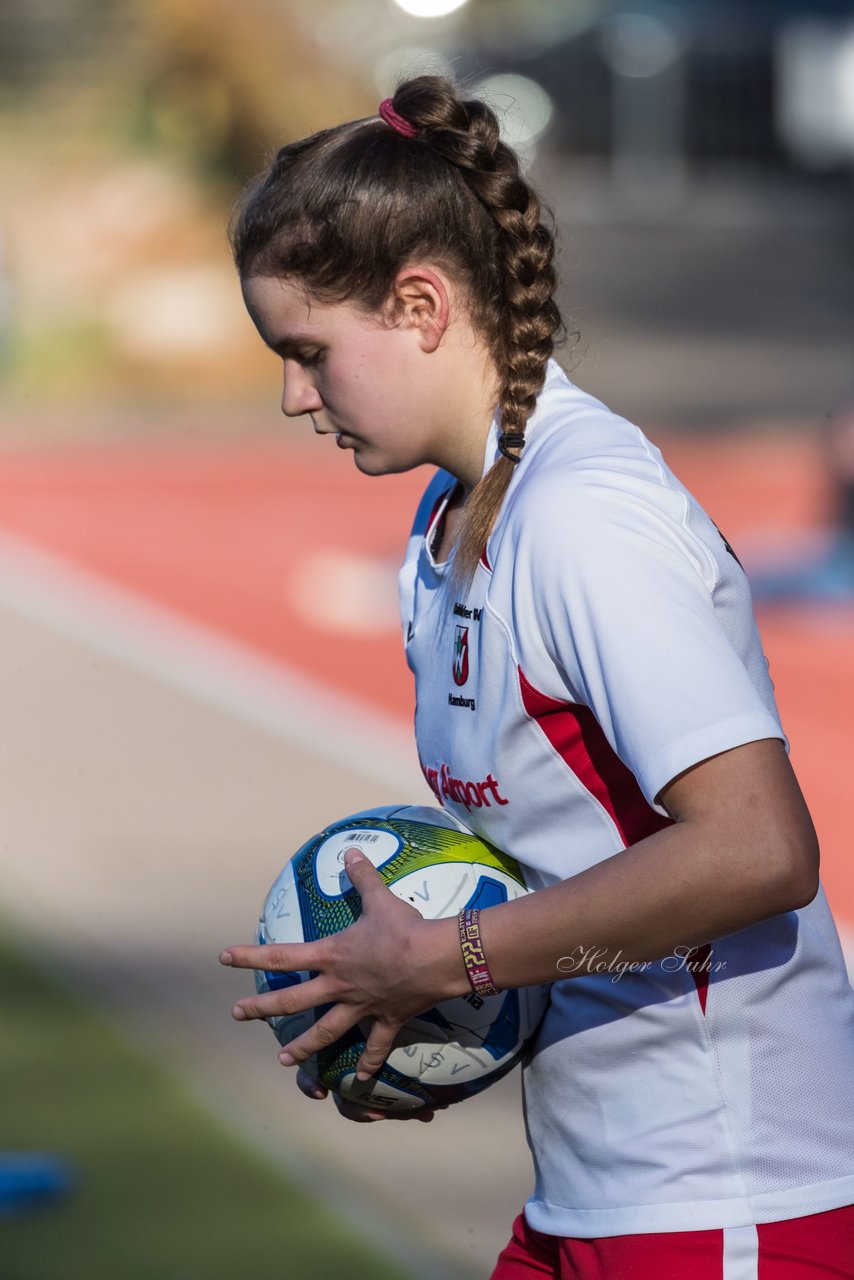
[388,266,451,353]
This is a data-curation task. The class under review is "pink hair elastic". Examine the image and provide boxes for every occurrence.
[378,98,420,139]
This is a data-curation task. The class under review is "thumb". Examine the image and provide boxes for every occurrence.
[343,846,385,899]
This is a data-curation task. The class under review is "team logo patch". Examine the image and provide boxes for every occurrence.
[452,624,470,686]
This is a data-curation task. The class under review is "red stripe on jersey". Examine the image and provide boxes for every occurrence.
[425,487,453,541]
[425,484,492,571]
[517,668,715,1014]
[517,666,673,847]
[691,943,712,1015]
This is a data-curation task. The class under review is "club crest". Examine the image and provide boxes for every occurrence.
[453,624,469,687]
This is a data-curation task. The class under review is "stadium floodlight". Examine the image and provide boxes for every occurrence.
[777,19,854,165]
[391,0,470,18]
[599,11,682,79]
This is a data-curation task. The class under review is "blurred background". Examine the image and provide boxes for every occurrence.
[0,2,852,1278]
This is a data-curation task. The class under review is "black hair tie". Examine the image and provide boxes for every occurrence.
[498,431,526,463]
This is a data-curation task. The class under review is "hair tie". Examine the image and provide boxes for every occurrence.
[378,98,420,139]
[498,431,526,463]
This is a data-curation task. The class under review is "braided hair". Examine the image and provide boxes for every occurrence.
[230,75,565,584]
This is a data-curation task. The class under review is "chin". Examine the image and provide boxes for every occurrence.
[353,452,407,477]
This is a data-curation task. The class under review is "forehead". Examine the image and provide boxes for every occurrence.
[240,275,372,349]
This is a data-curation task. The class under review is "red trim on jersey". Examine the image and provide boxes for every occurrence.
[517,667,673,848]
[517,667,715,1014]
[691,943,712,1015]
[425,483,492,571]
[425,487,453,542]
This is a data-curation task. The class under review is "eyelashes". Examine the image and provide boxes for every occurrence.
[295,350,325,368]
[274,346,326,369]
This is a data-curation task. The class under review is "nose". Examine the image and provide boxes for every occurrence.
[281,360,323,418]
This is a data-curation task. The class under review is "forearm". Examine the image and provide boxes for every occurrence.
[430,813,816,998]
[491,813,812,988]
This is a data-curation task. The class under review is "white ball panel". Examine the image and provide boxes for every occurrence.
[388,862,475,917]
[260,860,304,944]
[313,827,402,897]
[388,1035,500,1084]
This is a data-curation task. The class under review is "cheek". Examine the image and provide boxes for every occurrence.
[369,359,418,419]
[326,334,417,425]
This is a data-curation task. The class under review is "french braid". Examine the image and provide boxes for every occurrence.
[382,78,563,584]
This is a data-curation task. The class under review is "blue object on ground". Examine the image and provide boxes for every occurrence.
[0,1153,75,1216]
[750,533,854,603]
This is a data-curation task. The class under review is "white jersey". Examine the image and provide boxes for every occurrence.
[399,361,854,1238]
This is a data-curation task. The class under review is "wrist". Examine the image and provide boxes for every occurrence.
[457,906,500,998]
[417,915,473,1002]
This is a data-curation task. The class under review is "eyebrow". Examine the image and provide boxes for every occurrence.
[266,334,323,357]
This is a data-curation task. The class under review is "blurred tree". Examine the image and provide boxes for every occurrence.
[0,0,376,410]
[0,0,129,97]
[131,0,373,180]
[0,0,373,179]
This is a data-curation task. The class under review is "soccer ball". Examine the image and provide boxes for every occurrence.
[256,804,549,1112]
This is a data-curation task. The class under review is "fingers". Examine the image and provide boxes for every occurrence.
[296,1067,328,1101]
[230,974,334,1023]
[333,1095,391,1123]
[276,1003,364,1069]
[355,1019,401,1081]
[220,940,326,972]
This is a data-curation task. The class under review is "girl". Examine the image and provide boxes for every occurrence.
[220,76,854,1278]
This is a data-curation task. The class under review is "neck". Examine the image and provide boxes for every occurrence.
[435,346,501,493]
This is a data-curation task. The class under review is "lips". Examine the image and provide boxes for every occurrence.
[335,431,359,449]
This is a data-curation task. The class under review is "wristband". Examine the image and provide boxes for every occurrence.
[457,906,500,998]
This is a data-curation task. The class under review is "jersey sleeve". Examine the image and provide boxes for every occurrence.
[515,475,786,807]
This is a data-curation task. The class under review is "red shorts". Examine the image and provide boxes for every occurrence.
[490,1205,854,1279]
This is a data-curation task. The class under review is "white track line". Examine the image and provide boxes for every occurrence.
[0,529,419,790]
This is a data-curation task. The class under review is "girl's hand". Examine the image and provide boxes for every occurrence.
[296,1068,442,1123]
[219,847,465,1080]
